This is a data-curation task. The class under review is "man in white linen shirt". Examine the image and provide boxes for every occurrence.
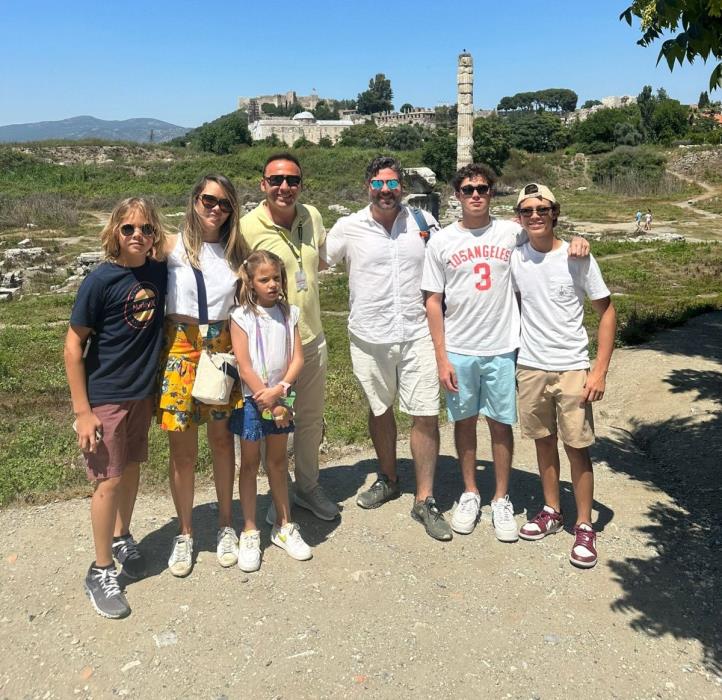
[323,156,452,541]
[422,164,589,543]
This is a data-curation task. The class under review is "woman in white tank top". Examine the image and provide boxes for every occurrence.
[157,173,250,577]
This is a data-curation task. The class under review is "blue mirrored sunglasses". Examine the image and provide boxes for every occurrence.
[370,178,400,190]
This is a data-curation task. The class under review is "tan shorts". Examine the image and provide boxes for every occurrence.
[349,332,439,417]
[516,366,595,448]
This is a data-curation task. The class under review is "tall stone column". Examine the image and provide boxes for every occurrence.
[456,52,474,170]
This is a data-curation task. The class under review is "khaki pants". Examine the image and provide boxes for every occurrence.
[292,333,327,493]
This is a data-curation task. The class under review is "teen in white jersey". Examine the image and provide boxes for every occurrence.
[511,183,616,569]
[423,164,589,542]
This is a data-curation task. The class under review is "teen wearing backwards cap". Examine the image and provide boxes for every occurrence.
[511,183,616,568]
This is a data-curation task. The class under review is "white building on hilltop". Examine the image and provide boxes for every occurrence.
[248,111,355,145]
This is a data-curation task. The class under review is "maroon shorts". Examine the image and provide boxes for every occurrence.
[84,398,154,481]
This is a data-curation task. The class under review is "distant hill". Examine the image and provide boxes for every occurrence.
[0,115,189,144]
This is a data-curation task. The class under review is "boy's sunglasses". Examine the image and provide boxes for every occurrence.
[198,193,234,213]
[459,184,491,196]
[264,174,302,188]
[518,206,553,217]
[120,223,155,238]
[370,178,400,190]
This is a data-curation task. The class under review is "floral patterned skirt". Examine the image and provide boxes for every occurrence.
[157,320,244,432]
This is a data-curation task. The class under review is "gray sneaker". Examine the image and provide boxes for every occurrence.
[294,485,340,521]
[84,564,130,619]
[356,476,401,509]
[411,497,453,541]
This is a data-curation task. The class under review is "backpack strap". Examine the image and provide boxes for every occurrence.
[410,207,433,245]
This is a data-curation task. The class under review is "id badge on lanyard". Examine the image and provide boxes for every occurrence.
[295,269,308,291]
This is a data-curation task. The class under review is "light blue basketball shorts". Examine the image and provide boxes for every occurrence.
[445,350,517,424]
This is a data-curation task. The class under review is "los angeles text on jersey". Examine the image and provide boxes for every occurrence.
[448,244,512,269]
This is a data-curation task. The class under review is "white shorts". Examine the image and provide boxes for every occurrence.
[349,332,440,417]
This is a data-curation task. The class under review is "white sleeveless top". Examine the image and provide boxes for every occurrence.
[166,235,238,321]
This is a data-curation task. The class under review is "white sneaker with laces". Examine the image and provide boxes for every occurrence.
[450,491,481,534]
[491,495,519,542]
[238,530,262,572]
[270,522,312,561]
[168,534,194,577]
[216,527,239,567]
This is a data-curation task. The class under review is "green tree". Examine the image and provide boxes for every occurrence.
[698,90,711,108]
[434,105,458,129]
[318,136,334,148]
[637,85,655,139]
[385,124,423,151]
[506,111,568,152]
[582,99,603,109]
[337,121,387,148]
[651,98,690,142]
[421,129,457,182]
[472,116,512,173]
[313,101,338,120]
[188,111,252,154]
[620,1,722,91]
[571,106,641,151]
[400,103,414,113]
[292,136,315,149]
[357,74,394,114]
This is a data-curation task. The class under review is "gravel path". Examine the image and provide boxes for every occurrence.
[1,313,721,699]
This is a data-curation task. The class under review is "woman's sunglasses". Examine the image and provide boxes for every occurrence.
[198,193,234,213]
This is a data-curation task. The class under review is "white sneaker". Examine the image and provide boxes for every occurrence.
[450,491,481,534]
[270,522,312,561]
[168,534,194,577]
[216,527,239,568]
[490,495,519,542]
[238,530,261,572]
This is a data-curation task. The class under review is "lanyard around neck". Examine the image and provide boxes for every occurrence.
[254,306,291,384]
[275,221,304,271]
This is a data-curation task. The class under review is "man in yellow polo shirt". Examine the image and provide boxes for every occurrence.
[240,152,339,521]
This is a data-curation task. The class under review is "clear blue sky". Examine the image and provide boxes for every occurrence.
[0,1,714,128]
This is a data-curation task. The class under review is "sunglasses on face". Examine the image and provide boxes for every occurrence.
[264,174,302,188]
[518,206,553,217]
[370,178,400,190]
[119,223,155,238]
[198,193,233,213]
[459,184,491,196]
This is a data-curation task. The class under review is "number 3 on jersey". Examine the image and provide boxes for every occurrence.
[474,262,491,291]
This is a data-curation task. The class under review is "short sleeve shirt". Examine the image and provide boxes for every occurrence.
[511,240,611,370]
[421,218,524,356]
[70,260,167,404]
[230,303,300,395]
[240,204,325,345]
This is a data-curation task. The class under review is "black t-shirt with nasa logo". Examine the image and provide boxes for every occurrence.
[70,260,167,404]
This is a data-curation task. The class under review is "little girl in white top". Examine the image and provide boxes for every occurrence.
[229,250,308,571]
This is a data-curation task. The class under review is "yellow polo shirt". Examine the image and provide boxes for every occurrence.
[240,203,326,345]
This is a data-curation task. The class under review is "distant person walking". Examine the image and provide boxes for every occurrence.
[644,209,653,231]
[634,210,643,232]
[64,197,167,618]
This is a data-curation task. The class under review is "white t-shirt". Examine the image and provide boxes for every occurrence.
[167,235,238,321]
[511,241,611,371]
[323,205,439,344]
[229,303,300,395]
[421,218,525,356]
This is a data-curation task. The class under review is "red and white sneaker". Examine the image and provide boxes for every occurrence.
[519,506,564,541]
[570,523,598,568]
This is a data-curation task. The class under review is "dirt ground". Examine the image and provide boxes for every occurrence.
[1,313,721,699]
